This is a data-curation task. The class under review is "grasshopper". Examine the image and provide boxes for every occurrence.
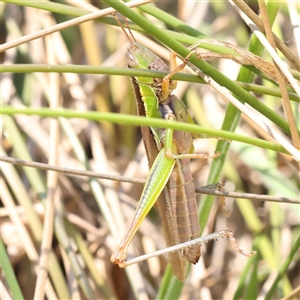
[111,17,219,282]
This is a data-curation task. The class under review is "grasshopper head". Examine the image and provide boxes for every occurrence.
[126,42,159,70]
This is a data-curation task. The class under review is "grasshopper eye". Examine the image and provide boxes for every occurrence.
[126,52,138,68]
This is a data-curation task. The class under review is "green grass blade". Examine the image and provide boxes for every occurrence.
[0,238,25,300]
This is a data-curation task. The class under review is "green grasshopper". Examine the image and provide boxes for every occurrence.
[111,17,219,282]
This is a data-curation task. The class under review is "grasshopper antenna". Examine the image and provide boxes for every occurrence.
[113,13,136,43]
